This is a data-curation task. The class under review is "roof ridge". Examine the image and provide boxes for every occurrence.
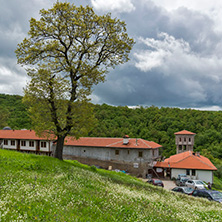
[191,154,216,170]
[73,137,121,139]
[140,139,151,148]
[171,153,191,163]
[106,140,123,147]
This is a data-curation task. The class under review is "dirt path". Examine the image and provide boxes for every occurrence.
[162,179,176,190]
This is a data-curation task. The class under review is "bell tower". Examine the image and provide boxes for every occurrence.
[174,130,195,154]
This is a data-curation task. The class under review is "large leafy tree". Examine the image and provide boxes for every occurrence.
[15,2,134,160]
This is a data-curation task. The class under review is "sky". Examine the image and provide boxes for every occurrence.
[1,0,222,110]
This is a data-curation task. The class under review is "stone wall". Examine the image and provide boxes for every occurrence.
[63,154,150,178]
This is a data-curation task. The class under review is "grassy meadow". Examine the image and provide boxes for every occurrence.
[0,149,222,221]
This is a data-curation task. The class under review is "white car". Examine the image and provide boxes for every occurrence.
[185,179,206,189]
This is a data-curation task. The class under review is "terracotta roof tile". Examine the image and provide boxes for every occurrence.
[174,130,195,135]
[65,137,161,149]
[0,130,54,140]
[0,130,161,149]
[155,151,217,171]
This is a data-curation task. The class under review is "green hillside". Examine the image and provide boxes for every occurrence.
[0,149,222,221]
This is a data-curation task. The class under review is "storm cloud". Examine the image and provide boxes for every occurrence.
[1,0,222,109]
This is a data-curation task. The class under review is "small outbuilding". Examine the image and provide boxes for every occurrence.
[155,151,217,183]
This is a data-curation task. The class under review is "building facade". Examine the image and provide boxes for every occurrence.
[54,136,161,178]
[0,130,53,154]
[0,130,162,178]
[155,130,217,183]
[175,130,195,154]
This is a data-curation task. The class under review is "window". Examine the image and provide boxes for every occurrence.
[186,169,190,175]
[115,150,119,155]
[179,137,181,142]
[179,145,182,150]
[4,140,8,145]
[138,151,143,158]
[21,140,26,146]
[189,138,191,142]
[29,141,34,147]
[184,138,186,142]
[41,141,47,148]
[11,140,15,146]
[127,150,130,155]
[152,150,155,157]
[192,169,196,176]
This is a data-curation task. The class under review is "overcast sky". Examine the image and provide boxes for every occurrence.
[1,0,222,110]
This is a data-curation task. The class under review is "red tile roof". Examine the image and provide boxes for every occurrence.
[0,130,55,140]
[155,151,217,171]
[174,130,195,135]
[0,130,161,149]
[64,137,161,149]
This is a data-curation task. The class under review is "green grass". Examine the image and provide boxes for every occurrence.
[213,176,222,190]
[1,149,222,221]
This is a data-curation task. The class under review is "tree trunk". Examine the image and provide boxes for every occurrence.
[54,135,65,160]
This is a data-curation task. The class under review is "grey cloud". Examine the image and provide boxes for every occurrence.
[1,0,222,109]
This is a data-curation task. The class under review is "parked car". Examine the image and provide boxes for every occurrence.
[192,189,222,203]
[171,186,194,195]
[185,179,206,189]
[176,177,189,186]
[147,179,164,187]
[177,174,188,180]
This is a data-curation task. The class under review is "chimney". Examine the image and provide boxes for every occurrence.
[123,135,129,145]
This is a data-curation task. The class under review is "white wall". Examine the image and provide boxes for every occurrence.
[20,140,36,151]
[3,139,17,150]
[2,139,52,153]
[171,168,213,183]
[62,145,153,163]
[39,141,52,152]
[171,169,187,179]
[196,170,213,184]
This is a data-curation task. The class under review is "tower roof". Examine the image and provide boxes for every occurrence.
[174,130,195,135]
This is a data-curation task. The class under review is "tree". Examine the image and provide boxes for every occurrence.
[15,2,135,160]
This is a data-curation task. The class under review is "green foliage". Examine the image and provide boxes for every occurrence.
[88,104,222,159]
[0,94,31,129]
[213,176,222,190]
[15,2,134,159]
[0,107,9,129]
[1,149,222,221]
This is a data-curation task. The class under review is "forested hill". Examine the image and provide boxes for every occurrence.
[1,94,222,160]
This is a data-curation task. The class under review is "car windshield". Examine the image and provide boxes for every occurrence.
[181,178,188,182]
[183,187,193,193]
[179,174,186,178]
[195,181,204,185]
[154,180,162,183]
[211,192,222,199]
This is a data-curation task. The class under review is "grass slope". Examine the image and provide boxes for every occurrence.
[0,149,222,222]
